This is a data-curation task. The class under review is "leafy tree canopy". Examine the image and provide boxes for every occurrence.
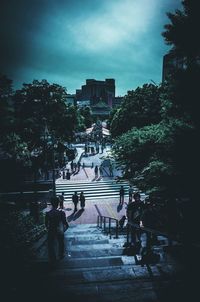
[110,84,161,137]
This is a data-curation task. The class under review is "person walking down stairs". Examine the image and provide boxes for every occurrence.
[45,197,69,264]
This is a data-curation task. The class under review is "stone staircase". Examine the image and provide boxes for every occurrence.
[28,223,183,302]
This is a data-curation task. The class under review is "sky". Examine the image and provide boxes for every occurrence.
[0,0,182,96]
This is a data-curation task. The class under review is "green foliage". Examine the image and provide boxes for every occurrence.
[110,84,161,137]
[113,118,194,198]
[0,206,46,262]
[162,0,200,60]
[0,75,15,137]
[14,79,72,146]
[79,106,93,128]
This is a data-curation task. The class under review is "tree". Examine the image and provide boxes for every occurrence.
[13,79,79,148]
[79,106,93,128]
[110,84,161,137]
[113,118,193,199]
[0,75,15,138]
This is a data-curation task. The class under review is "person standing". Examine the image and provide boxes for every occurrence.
[128,185,134,204]
[94,165,99,178]
[77,161,81,172]
[59,192,64,209]
[126,192,143,247]
[72,191,79,212]
[45,197,69,263]
[109,162,113,177]
[70,161,74,172]
[73,162,77,173]
[80,191,85,210]
[119,185,125,205]
[99,165,103,177]
[66,169,71,180]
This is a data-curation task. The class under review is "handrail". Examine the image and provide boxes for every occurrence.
[127,221,169,237]
[126,221,180,248]
[97,215,119,239]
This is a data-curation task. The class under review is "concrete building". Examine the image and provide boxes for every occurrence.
[113,96,124,108]
[64,94,76,106]
[76,79,115,107]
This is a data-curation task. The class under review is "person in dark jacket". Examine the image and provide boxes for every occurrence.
[59,192,64,209]
[72,191,79,212]
[45,197,69,263]
[80,191,86,210]
[126,192,143,246]
[119,185,125,205]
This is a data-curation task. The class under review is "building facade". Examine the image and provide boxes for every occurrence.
[76,78,115,107]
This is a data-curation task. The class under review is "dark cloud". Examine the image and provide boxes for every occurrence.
[0,0,182,95]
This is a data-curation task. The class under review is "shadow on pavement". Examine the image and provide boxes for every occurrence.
[73,209,84,220]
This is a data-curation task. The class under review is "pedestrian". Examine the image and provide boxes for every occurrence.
[80,191,85,210]
[73,162,77,173]
[62,170,65,179]
[126,192,143,247]
[66,169,71,180]
[72,191,79,212]
[59,192,65,209]
[109,162,113,177]
[119,185,125,205]
[99,165,103,177]
[140,198,158,251]
[77,161,81,172]
[70,161,74,172]
[94,165,98,177]
[45,197,69,264]
[128,185,134,203]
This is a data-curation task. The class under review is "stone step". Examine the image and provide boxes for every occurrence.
[56,180,129,186]
[63,248,125,258]
[39,263,179,285]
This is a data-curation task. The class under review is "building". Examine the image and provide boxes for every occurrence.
[76,79,115,107]
[113,96,124,108]
[64,94,76,106]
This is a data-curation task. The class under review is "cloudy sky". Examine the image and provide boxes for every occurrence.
[1,0,182,96]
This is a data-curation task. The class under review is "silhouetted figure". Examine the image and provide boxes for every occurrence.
[73,162,77,173]
[141,198,158,252]
[70,161,74,172]
[128,185,134,203]
[99,165,103,177]
[94,165,98,177]
[119,215,126,229]
[45,197,69,263]
[119,185,125,205]
[109,163,113,177]
[72,191,79,212]
[59,192,64,209]
[77,161,81,172]
[126,192,143,247]
[62,170,65,179]
[80,191,85,209]
[66,169,71,180]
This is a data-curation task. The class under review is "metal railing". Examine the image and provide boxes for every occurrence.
[97,215,119,239]
[125,221,176,248]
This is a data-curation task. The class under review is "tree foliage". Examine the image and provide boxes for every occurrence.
[110,84,161,137]
[112,0,200,203]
